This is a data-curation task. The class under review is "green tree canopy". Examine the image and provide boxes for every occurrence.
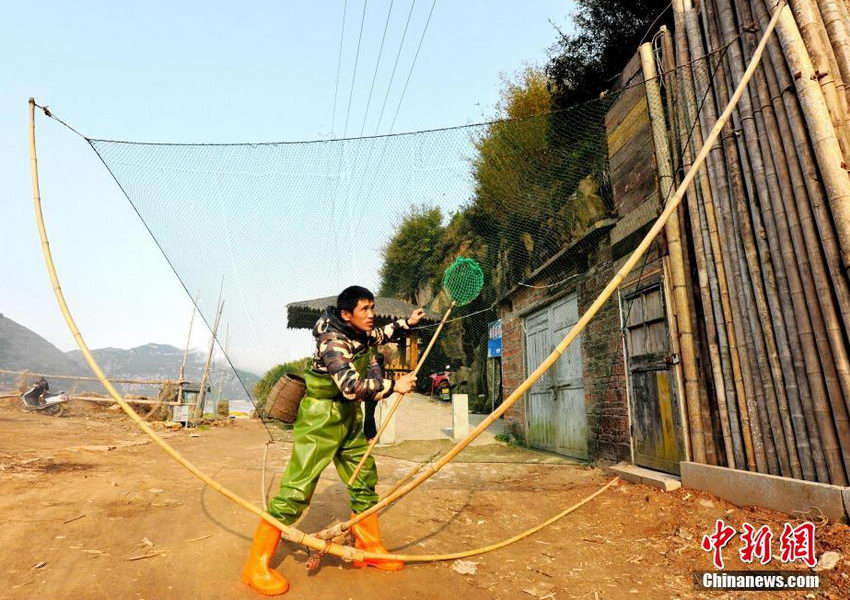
[379,205,446,304]
[546,0,671,107]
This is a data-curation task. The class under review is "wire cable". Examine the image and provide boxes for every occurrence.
[374,0,416,135]
[343,0,370,138]
[359,0,396,136]
[331,0,349,137]
[387,0,438,133]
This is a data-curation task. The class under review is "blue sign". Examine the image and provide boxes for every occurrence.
[487,319,502,358]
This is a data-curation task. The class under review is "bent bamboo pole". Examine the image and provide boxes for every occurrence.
[347,301,456,485]
[0,369,176,386]
[29,99,619,564]
[317,2,787,540]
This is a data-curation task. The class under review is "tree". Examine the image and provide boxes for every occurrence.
[546,0,672,107]
[379,206,446,304]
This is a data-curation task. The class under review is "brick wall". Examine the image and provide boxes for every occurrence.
[580,242,630,463]
[499,284,547,438]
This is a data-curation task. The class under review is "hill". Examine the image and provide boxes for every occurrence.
[0,313,89,385]
[0,313,257,401]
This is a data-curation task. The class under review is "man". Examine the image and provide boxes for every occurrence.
[242,286,423,595]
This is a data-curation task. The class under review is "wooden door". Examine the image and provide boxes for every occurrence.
[525,294,587,459]
[623,279,685,474]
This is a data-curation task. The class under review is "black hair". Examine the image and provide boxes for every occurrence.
[337,286,375,313]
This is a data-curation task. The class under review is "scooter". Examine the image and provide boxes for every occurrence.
[21,378,69,416]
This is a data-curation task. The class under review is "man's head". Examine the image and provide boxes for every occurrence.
[337,286,376,333]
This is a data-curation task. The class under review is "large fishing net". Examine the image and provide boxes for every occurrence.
[84,94,619,421]
[32,50,732,468]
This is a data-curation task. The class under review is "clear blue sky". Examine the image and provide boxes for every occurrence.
[1,1,575,372]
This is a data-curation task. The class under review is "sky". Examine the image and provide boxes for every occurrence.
[1,1,575,374]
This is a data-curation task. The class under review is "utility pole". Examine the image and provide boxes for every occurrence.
[193,291,224,425]
[215,324,230,417]
[179,303,197,383]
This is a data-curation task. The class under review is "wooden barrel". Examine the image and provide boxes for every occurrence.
[265,373,306,423]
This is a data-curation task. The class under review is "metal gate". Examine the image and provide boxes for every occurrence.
[622,278,685,474]
[524,294,587,459]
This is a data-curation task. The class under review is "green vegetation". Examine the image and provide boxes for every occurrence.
[378,67,612,399]
[379,205,446,304]
[547,0,672,106]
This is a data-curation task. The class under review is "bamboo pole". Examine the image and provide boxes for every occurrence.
[673,0,762,471]
[760,0,850,409]
[755,0,850,482]
[193,296,223,423]
[640,42,711,463]
[819,0,850,108]
[72,395,184,407]
[682,0,772,474]
[789,0,850,156]
[710,0,815,479]
[769,0,850,270]
[812,0,850,116]
[713,0,819,480]
[347,302,456,485]
[27,98,619,564]
[178,303,196,383]
[315,4,787,539]
[664,27,747,469]
[736,0,831,482]
[660,26,703,465]
[687,0,799,478]
[0,369,176,386]
[745,56,821,482]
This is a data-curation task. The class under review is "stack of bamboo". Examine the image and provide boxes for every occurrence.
[655,0,850,485]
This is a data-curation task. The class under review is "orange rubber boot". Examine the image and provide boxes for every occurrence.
[350,513,404,571]
[240,520,290,595]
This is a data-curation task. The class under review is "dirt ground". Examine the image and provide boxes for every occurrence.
[2,398,849,600]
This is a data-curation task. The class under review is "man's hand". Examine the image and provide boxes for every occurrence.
[394,372,417,395]
[408,308,426,327]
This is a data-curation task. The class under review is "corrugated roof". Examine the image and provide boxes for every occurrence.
[286,296,440,330]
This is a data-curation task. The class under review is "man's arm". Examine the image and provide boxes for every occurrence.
[367,308,426,346]
[367,318,410,346]
[319,333,394,401]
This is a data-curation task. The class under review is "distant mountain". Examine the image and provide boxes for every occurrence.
[66,344,259,402]
[0,313,90,387]
[0,313,258,401]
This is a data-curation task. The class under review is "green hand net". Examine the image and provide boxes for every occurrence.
[442,257,484,307]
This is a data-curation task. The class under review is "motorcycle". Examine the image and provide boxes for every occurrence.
[430,366,455,402]
[21,378,69,416]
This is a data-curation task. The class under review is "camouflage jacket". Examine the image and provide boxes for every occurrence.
[311,307,411,402]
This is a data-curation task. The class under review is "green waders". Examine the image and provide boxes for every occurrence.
[267,351,379,525]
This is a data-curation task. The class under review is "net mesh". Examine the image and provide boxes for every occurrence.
[85,92,618,418]
[441,256,484,307]
[72,51,723,456]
